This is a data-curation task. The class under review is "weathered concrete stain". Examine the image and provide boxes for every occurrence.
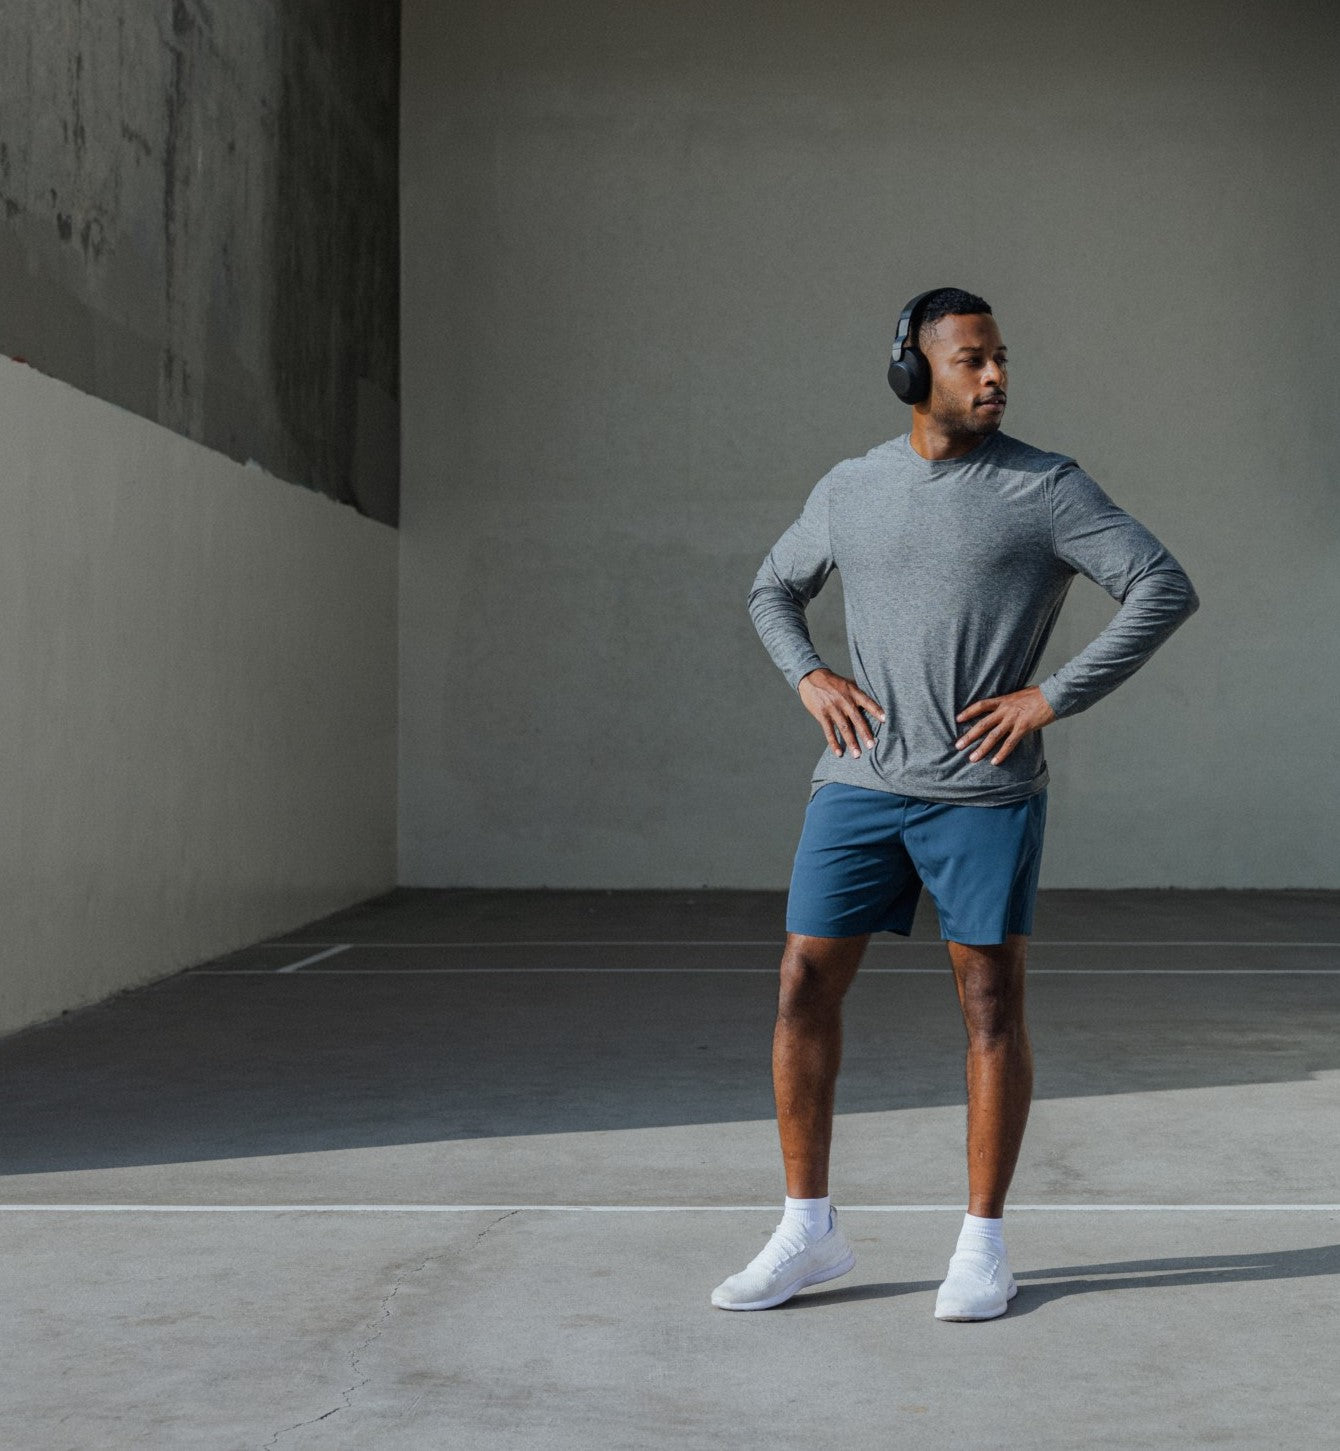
[0,0,399,524]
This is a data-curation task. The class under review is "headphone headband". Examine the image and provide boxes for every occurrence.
[888,286,955,404]
[890,288,944,365]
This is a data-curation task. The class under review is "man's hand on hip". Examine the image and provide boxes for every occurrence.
[798,668,887,758]
[954,686,1057,766]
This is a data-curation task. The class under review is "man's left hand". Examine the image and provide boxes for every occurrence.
[954,686,1057,766]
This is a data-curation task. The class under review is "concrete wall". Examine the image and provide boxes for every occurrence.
[0,357,398,1037]
[0,2,400,1037]
[0,0,400,524]
[399,0,1339,889]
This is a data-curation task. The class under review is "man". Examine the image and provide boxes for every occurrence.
[712,286,1199,1321]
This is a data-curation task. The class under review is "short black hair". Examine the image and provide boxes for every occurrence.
[915,287,993,350]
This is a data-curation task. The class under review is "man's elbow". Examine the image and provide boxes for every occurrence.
[1179,575,1200,620]
[746,570,771,614]
[1146,557,1199,622]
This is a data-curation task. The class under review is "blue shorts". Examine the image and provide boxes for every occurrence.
[786,781,1048,945]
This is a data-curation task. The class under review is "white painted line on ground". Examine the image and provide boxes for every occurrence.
[275,945,351,974]
[1,1203,1338,1213]
[256,939,1340,949]
[187,966,1340,976]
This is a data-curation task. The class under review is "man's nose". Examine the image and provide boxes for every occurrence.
[982,359,1005,387]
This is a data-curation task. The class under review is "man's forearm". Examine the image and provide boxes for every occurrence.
[747,568,829,692]
[1038,564,1199,719]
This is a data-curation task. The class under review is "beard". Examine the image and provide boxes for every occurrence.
[933,395,1005,440]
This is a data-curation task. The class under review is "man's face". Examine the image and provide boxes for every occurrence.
[918,312,1008,436]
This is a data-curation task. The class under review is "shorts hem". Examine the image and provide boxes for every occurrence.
[786,920,914,939]
[939,925,1033,945]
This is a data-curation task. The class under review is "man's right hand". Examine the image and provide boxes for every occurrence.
[797,668,887,757]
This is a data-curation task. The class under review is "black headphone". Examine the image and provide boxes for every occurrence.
[887,288,949,404]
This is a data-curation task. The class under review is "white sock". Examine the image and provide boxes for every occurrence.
[782,1194,832,1238]
[957,1212,1005,1256]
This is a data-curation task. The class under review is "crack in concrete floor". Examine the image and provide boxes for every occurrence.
[262,1209,522,1448]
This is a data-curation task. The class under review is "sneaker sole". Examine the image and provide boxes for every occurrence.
[934,1278,1018,1322]
[711,1247,856,1311]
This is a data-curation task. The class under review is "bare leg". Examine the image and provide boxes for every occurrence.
[772,931,869,1198]
[946,933,1033,1218]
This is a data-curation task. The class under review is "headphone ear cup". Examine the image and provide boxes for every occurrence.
[888,345,930,404]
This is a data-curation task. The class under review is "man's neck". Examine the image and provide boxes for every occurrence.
[908,422,995,462]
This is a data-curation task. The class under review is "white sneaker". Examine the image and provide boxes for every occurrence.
[711,1208,856,1310]
[933,1243,1017,1321]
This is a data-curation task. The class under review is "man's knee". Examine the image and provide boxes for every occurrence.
[959,972,1027,1045]
[778,936,861,1018]
[951,940,1028,1045]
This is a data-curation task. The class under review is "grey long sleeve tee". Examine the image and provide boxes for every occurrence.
[747,429,1199,805]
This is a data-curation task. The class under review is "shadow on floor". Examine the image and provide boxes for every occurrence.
[786,1243,1340,1315]
[1,888,1338,1174]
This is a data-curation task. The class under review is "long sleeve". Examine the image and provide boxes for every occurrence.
[747,470,838,691]
[1037,461,1200,719]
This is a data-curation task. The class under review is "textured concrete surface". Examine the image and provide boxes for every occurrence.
[399,0,1340,888]
[0,0,399,521]
[2,1208,1338,1449]
[1,888,1338,1446]
[0,358,398,1038]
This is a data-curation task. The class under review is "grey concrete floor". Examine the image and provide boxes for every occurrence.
[2,888,1339,1448]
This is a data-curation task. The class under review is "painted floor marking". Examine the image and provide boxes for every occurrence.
[254,939,1340,949]
[275,944,352,974]
[1,1203,1338,1214]
[186,966,1340,977]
